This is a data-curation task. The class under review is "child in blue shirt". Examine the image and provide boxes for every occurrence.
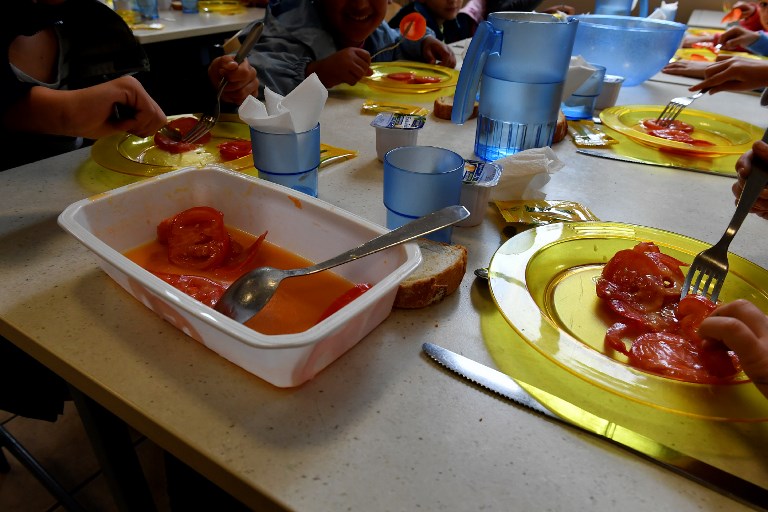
[208,0,456,98]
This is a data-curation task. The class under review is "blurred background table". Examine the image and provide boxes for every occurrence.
[687,9,728,29]
[132,7,264,44]
[1,78,767,511]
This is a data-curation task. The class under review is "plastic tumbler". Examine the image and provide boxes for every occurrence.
[181,0,198,13]
[135,0,159,19]
[594,0,633,15]
[250,124,321,197]
[561,64,606,120]
[383,146,464,244]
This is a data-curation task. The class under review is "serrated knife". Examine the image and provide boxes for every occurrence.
[422,342,768,510]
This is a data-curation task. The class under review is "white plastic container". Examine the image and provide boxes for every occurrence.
[371,112,426,162]
[58,166,420,387]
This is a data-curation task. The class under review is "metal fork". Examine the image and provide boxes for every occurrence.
[680,128,768,301]
[166,21,264,144]
[655,90,704,126]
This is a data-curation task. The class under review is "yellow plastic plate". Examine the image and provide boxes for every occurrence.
[361,61,458,94]
[91,114,254,177]
[488,221,768,421]
[673,47,767,63]
[600,105,763,157]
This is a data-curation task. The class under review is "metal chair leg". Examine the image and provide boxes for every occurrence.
[0,424,87,512]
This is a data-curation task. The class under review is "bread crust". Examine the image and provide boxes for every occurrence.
[433,96,478,121]
[552,110,568,143]
[394,239,468,309]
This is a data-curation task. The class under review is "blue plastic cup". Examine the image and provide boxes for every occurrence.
[181,0,198,13]
[250,124,320,197]
[136,0,159,19]
[561,64,606,120]
[383,146,464,244]
[594,0,633,15]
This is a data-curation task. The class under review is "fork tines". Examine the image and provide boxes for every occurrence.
[182,115,216,143]
[680,253,728,302]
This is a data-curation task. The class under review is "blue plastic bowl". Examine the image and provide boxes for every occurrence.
[571,15,686,86]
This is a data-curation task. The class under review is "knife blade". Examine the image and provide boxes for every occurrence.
[576,148,734,177]
[422,342,768,510]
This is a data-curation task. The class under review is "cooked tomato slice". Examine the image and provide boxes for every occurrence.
[642,119,694,133]
[163,206,232,270]
[690,138,715,147]
[317,283,373,322]
[411,75,442,84]
[721,7,742,24]
[153,117,212,154]
[628,332,710,382]
[648,128,696,143]
[218,140,252,161]
[214,231,268,280]
[596,249,670,313]
[153,272,227,308]
[399,12,427,41]
[386,72,416,82]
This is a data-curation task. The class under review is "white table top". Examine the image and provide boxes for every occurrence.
[687,8,728,29]
[132,7,264,44]
[1,79,767,511]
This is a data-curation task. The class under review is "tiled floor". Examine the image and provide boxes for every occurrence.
[0,402,171,512]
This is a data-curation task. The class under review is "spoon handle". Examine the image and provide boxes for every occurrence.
[287,205,469,277]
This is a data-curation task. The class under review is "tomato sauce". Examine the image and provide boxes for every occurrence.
[125,227,358,335]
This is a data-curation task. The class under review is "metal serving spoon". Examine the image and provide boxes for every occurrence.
[214,205,470,323]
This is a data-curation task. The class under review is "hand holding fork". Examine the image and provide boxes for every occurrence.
[158,21,264,143]
[681,130,768,302]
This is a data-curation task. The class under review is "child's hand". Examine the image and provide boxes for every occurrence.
[699,299,768,398]
[306,48,373,88]
[719,26,760,50]
[421,37,456,69]
[208,55,260,105]
[734,140,768,218]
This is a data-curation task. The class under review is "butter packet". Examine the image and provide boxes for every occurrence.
[320,143,357,168]
[494,199,600,226]
[361,99,430,117]
[568,120,618,148]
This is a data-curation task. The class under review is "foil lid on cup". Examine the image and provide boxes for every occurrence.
[370,112,427,130]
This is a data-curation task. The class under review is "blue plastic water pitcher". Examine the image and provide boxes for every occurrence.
[451,12,579,161]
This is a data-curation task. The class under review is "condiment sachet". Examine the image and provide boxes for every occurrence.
[494,199,599,226]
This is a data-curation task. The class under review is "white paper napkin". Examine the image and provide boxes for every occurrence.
[238,73,328,134]
[562,56,597,100]
[489,147,564,200]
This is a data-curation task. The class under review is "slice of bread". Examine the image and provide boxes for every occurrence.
[433,95,478,121]
[394,238,468,309]
[552,110,568,143]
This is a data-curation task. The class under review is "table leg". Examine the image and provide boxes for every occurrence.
[69,387,158,512]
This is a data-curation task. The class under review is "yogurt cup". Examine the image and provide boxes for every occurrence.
[594,74,624,111]
[371,113,426,162]
[458,160,502,227]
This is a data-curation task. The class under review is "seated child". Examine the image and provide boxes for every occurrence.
[208,0,456,98]
[388,0,465,44]
[681,1,768,54]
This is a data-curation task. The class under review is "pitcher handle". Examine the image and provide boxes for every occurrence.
[451,21,502,125]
